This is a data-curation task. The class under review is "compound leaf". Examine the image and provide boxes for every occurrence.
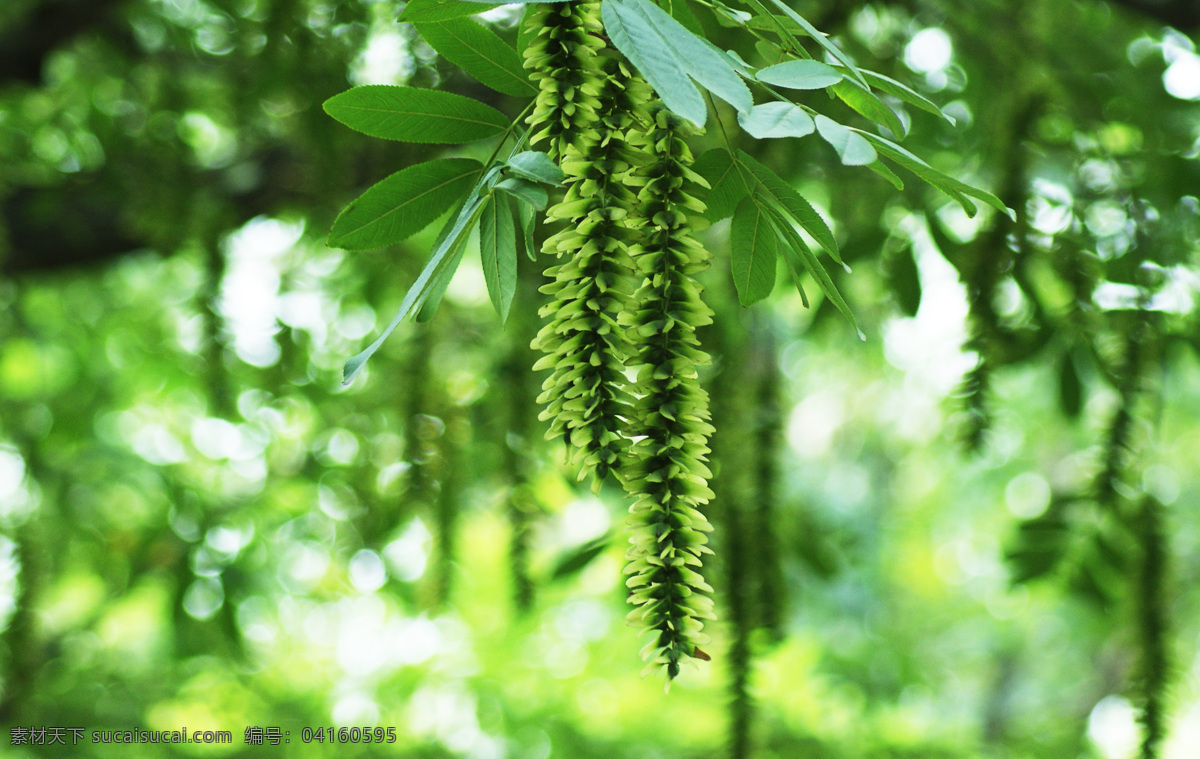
[734,150,842,268]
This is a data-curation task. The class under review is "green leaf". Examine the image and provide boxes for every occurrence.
[549,535,611,580]
[858,130,974,214]
[734,150,843,268]
[712,6,752,27]
[323,85,508,143]
[342,192,488,386]
[399,0,498,22]
[416,242,466,322]
[621,0,752,114]
[480,194,518,321]
[851,129,1013,218]
[737,102,815,139]
[505,151,565,185]
[730,194,778,306]
[328,158,483,250]
[721,48,756,78]
[814,115,878,166]
[1007,511,1071,584]
[861,70,955,125]
[663,0,704,37]
[765,0,869,87]
[495,177,548,210]
[696,147,739,219]
[602,0,706,126]
[785,259,810,308]
[866,159,904,190]
[421,190,495,323]
[756,60,843,90]
[767,206,862,338]
[512,195,537,261]
[743,11,810,63]
[415,19,536,97]
[1059,350,1083,418]
[481,163,506,189]
[885,242,921,317]
[754,39,786,68]
[831,79,907,139]
[694,149,746,222]
[745,13,806,37]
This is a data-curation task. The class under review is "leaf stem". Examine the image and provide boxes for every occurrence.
[707,92,736,155]
[481,99,537,177]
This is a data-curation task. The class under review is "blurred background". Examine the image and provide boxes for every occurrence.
[1,0,1199,757]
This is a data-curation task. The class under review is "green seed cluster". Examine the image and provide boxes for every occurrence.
[522,0,605,162]
[524,6,719,682]
[528,6,651,485]
[621,106,717,682]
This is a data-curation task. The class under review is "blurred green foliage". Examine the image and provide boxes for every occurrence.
[1,1,1199,758]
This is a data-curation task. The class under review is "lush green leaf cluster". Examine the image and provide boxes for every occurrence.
[9,0,1200,754]
[320,0,1014,683]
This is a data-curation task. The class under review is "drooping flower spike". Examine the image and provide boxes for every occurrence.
[527,1,650,485]
[621,106,718,684]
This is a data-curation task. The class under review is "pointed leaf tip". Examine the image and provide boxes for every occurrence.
[815,115,877,166]
[342,352,369,387]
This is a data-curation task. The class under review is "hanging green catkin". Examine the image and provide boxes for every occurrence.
[749,322,786,642]
[528,2,649,484]
[1137,495,1168,759]
[522,0,603,162]
[709,314,756,754]
[622,106,717,684]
